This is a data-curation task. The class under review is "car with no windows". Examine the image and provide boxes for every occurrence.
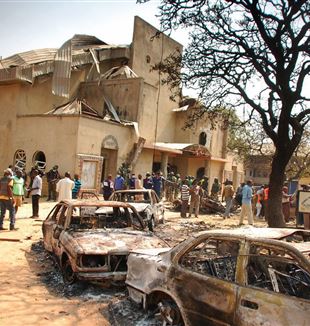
[42,200,168,284]
[109,189,164,231]
[126,228,310,326]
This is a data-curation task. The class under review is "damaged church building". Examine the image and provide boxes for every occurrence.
[0,16,243,193]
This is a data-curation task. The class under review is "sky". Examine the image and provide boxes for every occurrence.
[0,0,187,59]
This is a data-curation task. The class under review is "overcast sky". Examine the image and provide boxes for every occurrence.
[0,0,186,58]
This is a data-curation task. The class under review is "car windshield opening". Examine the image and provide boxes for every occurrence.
[69,206,142,230]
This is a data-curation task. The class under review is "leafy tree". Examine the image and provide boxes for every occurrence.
[139,0,310,227]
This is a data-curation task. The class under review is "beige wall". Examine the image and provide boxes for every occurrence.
[76,116,134,171]
[131,16,183,143]
[15,116,79,174]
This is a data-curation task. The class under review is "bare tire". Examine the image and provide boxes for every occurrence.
[62,259,77,285]
[157,299,184,326]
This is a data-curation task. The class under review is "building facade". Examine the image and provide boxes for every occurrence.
[0,17,243,193]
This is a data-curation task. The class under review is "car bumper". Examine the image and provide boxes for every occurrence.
[76,271,127,282]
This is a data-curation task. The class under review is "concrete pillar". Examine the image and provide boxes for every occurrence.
[161,152,169,178]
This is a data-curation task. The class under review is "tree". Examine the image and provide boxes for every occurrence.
[139,0,310,227]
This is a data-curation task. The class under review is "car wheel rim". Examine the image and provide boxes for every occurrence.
[63,261,76,284]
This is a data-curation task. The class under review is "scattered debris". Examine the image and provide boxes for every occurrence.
[0,238,21,242]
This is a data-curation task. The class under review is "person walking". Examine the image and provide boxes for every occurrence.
[0,169,16,230]
[72,174,82,199]
[46,165,60,201]
[29,170,42,218]
[180,179,190,218]
[239,180,254,226]
[56,172,75,201]
[12,169,25,215]
[189,180,202,218]
[222,180,235,219]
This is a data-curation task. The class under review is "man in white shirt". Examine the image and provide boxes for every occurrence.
[56,172,75,201]
[29,170,42,218]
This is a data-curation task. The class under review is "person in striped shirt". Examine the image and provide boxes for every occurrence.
[181,179,190,218]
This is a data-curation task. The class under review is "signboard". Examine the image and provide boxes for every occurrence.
[298,191,310,213]
[81,161,97,189]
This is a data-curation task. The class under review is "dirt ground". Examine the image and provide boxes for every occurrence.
[0,199,268,326]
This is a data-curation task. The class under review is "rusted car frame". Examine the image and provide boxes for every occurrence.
[126,228,310,326]
[42,200,168,284]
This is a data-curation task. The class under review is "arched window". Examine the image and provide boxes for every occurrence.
[14,149,26,170]
[32,151,46,171]
[199,132,207,146]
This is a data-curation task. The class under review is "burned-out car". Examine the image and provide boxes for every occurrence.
[126,228,310,326]
[109,189,164,230]
[42,200,168,284]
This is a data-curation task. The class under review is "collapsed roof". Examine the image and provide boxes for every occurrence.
[45,98,102,118]
[0,34,131,98]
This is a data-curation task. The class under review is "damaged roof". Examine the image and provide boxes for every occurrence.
[0,34,131,97]
[45,98,102,118]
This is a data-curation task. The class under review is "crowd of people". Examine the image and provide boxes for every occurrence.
[0,165,82,231]
[1,163,307,231]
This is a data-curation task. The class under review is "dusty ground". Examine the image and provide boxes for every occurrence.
[0,199,268,326]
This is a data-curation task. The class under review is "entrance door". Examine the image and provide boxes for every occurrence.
[101,148,117,180]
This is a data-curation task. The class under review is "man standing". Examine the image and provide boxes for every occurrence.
[143,172,153,190]
[114,173,125,191]
[0,169,16,230]
[46,165,60,201]
[72,174,82,199]
[239,180,254,226]
[222,180,235,219]
[56,172,75,201]
[29,170,42,218]
[210,178,221,201]
[13,169,25,215]
[180,179,190,218]
[153,172,163,199]
[189,180,202,218]
[103,174,114,200]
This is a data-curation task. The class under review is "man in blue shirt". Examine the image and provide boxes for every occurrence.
[114,174,125,191]
[239,180,254,225]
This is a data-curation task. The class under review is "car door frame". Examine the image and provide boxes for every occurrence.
[235,239,310,326]
[167,234,245,326]
[51,203,69,257]
[42,204,62,252]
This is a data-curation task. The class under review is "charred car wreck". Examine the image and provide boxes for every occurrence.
[109,189,165,231]
[42,200,168,284]
[126,228,310,326]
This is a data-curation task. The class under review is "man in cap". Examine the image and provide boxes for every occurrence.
[46,165,60,201]
[0,169,16,230]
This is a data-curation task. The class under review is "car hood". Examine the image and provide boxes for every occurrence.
[62,229,168,255]
[126,203,149,212]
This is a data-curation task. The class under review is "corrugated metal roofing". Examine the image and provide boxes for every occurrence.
[0,34,131,97]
